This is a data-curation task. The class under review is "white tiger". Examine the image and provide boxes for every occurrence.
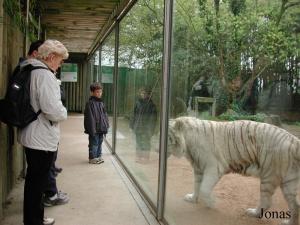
[168,116,300,225]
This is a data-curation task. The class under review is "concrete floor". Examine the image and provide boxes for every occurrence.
[0,114,160,225]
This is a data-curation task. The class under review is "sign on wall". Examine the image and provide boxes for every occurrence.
[101,66,113,83]
[102,73,113,83]
[61,63,78,82]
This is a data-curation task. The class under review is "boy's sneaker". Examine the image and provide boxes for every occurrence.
[43,217,55,225]
[97,157,104,163]
[44,192,69,207]
[89,158,104,164]
[89,158,99,164]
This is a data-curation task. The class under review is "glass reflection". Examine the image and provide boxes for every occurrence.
[130,87,158,162]
[100,31,115,146]
[166,0,300,225]
[116,0,164,206]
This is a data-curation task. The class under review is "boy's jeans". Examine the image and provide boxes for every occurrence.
[88,134,104,159]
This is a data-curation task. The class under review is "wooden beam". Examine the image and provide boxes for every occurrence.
[43,8,113,15]
[40,0,123,53]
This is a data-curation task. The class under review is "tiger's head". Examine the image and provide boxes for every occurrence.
[167,119,186,158]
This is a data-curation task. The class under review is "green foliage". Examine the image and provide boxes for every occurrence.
[3,0,26,32]
[103,0,299,120]
[197,0,208,14]
[214,83,230,115]
[3,0,40,41]
[229,0,246,15]
[258,22,298,61]
[218,112,267,122]
[171,0,299,115]
[118,0,164,71]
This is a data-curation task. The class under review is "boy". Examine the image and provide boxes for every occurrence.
[84,82,109,164]
[130,87,157,162]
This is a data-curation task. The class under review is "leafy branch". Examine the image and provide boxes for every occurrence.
[3,0,40,40]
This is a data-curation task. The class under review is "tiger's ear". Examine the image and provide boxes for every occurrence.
[174,118,184,131]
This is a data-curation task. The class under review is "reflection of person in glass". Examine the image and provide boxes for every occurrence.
[187,76,209,111]
[130,87,157,162]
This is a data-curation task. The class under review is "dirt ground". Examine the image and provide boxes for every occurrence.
[164,158,289,225]
[115,118,300,225]
[119,153,295,225]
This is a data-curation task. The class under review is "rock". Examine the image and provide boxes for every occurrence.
[263,114,282,127]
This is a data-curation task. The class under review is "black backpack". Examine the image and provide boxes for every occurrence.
[0,64,49,128]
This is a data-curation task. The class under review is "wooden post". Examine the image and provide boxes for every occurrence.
[24,0,30,56]
[0,0,4,219]
[194,97,216,117]
[38,15,41,39]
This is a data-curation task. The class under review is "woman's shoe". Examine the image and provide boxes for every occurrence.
[54,167,63,173]
[43,217,55,225]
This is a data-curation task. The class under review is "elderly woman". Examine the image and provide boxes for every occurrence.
[18,39,68,225]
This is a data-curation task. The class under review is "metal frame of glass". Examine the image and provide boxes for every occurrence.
[88,0,174,223]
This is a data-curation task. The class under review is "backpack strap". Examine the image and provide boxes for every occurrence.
[29,66,51,122]
[29,66,50,72]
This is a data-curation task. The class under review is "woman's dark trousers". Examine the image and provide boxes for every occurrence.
[23,147,55,225]
[44,150,58,197]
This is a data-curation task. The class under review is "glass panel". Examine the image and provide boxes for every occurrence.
[90,51,99,83]
[101,31,115,146]
[116,0,164,206]
[94,50,100,82]
[165,0,300,225]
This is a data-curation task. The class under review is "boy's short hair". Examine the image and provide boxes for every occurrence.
[139,86,151,95]
[27,40,44,56]
[90,82,103,92]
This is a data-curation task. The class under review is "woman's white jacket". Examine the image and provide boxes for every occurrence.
[18,59,67,151]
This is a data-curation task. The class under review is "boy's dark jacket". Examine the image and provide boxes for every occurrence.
[130,97,157,135]
[84,96,109,135]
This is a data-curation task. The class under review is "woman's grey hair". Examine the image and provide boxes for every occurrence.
[37,39,69,60]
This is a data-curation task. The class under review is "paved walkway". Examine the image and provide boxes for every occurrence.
[0,114,160,225]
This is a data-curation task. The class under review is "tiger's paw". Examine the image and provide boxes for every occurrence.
[246,208,261,218]
[184,193,198,203]
[200,194,215,208]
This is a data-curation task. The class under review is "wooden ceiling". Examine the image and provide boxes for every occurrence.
[40,0,124,54]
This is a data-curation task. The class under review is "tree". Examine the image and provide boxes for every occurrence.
[172,0,299,115]
[100,0,300,117]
